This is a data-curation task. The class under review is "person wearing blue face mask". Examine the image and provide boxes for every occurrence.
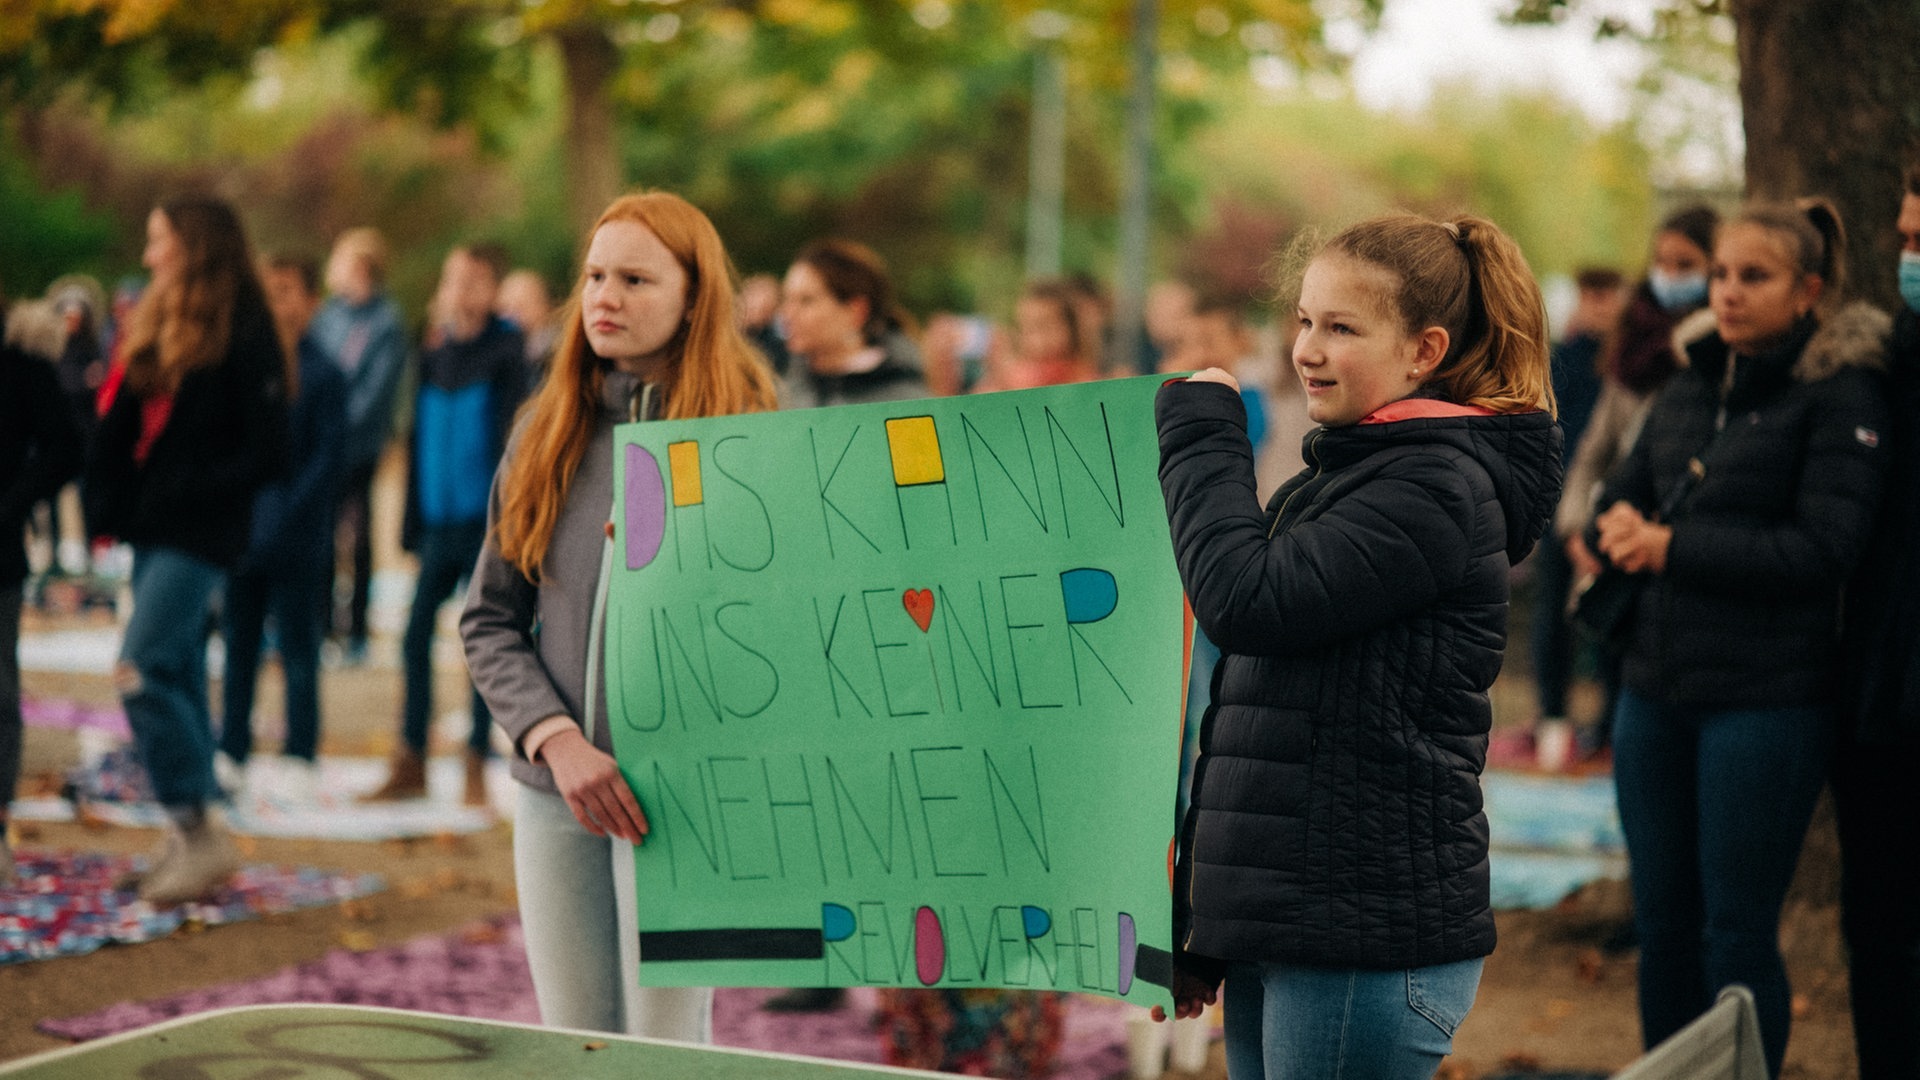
[1833,161,1920,1080]
[1557,204,1719,760]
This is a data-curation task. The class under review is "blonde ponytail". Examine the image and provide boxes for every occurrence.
[1442,217,1554,416]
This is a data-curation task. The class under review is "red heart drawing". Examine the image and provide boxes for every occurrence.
[903,588,935,633]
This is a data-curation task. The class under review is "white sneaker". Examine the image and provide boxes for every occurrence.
[212,751,247,797]
[275,758,322,805]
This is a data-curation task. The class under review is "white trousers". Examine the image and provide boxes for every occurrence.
[512,783,714,1039]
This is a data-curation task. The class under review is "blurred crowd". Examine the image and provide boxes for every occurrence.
[2,163,1916,1080]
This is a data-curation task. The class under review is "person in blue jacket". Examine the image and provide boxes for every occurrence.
[363,244,525,806]
[216,252,347,803]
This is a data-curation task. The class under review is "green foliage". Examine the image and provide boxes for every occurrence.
[1181,81,1656,308]
[1,2,1657,325]
[0,125,117,296]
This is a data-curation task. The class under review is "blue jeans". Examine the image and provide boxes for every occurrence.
[1222,958,1482,1080]
[120,547,225,809]
[1612,687,1830,1079]
[401,521,491,756]
[221,555,329,763]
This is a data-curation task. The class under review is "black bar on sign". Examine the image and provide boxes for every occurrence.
[1133,944,1174,990]
[640,928,825,962]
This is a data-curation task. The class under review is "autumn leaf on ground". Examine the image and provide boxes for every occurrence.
[1576,948,1604,984]
[460,922,505,945]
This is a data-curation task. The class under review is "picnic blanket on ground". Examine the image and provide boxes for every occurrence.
[35,914,1144,1080]
[1,847,384,965]
[10,747,507,840]
[1484,769,1626,910]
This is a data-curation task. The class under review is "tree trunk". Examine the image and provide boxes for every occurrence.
[555,25,622,239]
[1733,0,1920,312]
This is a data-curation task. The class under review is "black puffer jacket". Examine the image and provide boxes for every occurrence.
[1595,304,1890,708]
[1157,382,1562,972]
[1,325,84,587]
[82,299,289,569]
[1840,308,1920,741]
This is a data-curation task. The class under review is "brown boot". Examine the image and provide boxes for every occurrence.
[462,749,489,809]
[360,749,429,802]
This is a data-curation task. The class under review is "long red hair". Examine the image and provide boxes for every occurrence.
[494,191,778,579]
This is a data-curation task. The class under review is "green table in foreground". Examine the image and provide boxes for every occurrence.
[0,1003,950,1079]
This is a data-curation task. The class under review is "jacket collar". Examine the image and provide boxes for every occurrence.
[1680,301,1890,389]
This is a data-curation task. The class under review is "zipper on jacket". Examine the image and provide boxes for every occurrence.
[1266,429,1325,539]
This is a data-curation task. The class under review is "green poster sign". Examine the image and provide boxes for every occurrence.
[609,375,1186,1008]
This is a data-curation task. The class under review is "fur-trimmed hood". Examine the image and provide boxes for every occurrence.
[1670,301,1891,382]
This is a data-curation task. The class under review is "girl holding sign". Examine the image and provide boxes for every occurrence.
[461,191,777,1036]
[1154,215,1563,1079]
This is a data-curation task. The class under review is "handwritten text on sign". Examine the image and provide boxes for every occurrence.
[609,376,1185,1006]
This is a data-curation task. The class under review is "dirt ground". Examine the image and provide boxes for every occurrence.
[0,608,1865,1079]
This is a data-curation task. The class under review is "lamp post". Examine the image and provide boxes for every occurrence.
[1025,10,1070,281]
[1111,0,1158,374]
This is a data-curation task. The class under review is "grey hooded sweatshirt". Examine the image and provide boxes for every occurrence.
[461,368,654,795]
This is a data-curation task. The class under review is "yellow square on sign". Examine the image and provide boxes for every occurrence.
[668,441,703,506]
[885,416,945,486]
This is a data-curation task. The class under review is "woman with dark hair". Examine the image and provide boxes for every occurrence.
[83,195,289,904]
[1591,198,1890,1077]
[462,190,777,1037]
[778,238,925,408]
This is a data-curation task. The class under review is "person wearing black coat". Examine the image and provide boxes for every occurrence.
[1,301,86,887]
[1830,168,1920,1080]
[216,254,349,799]
[1156,214,1563,1080]
[82,197,290,905]
[1590,200,1890,1079]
